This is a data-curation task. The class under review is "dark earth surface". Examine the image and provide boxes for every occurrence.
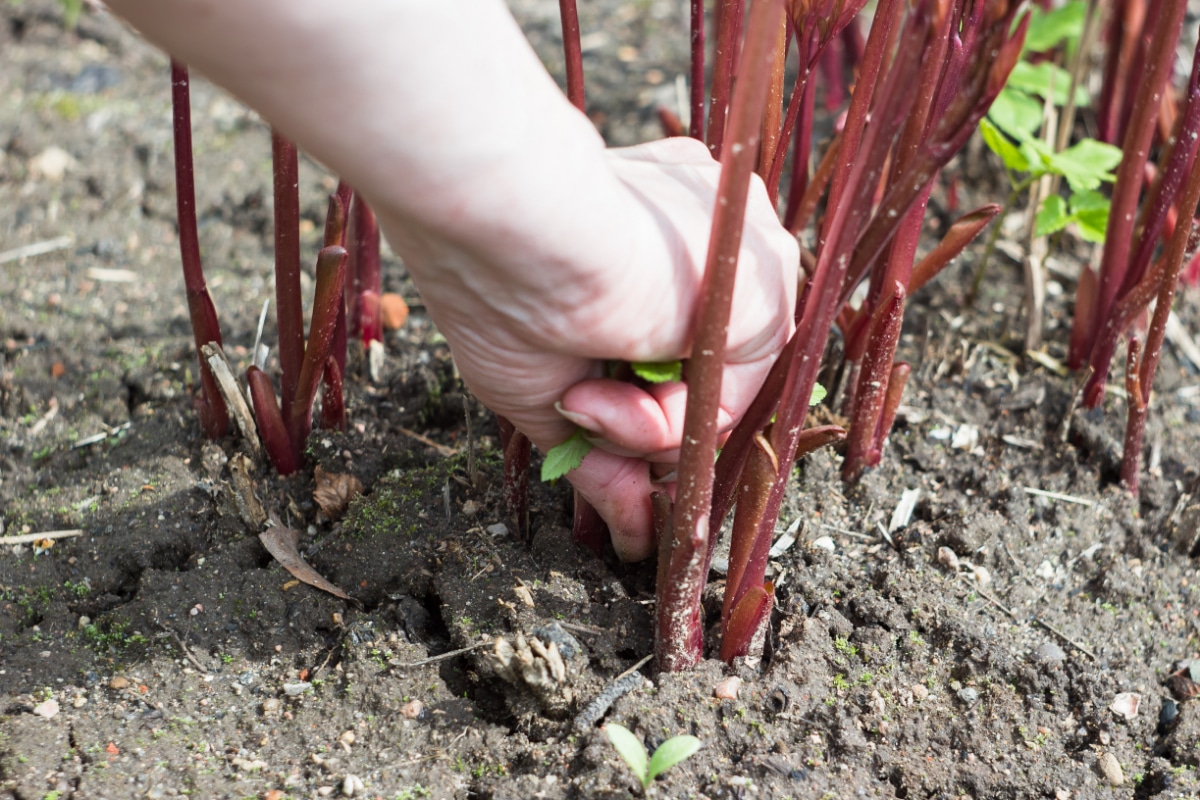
[3,1,1200,798]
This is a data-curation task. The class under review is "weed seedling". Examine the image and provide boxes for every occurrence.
[604,723,701,794]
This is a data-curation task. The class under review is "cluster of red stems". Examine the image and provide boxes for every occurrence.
[170,0,1200,673]
[1067,0,1200,495]
[170,61,384,475]
[543,0,1200,672]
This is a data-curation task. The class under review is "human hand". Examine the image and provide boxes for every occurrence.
[382,137,798,561]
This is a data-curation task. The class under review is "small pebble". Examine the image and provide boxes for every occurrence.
[956,687,979,706]
[937,547,959,570]
[1097,752,1124,786]
[1159,698,1179,733]
[967,564,990,588]
[1029,642,1066,667]
[317,787,334,797]
[77,615,91,629]
[342,774,364,797]
[283,681,312,697]
[811,536,835,552]
[461,500,479,516]
[33,698,59,719]
[380,293,409,330]
[73,694,87,708]
[911,684,929,700]
[486,522,509,538]
[262,698,281,715]
[1109,692,1140,720]
[714,676,742,700]
[401,699,424,719]
[109,677,130,690]
[339,730,356,747]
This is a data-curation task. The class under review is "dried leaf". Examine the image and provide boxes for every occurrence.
[260,516,351,601]
[313,466,363,521]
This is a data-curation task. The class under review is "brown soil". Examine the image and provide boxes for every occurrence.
[2,2,1200,799]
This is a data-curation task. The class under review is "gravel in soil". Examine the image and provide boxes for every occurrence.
[3,1,1200,798]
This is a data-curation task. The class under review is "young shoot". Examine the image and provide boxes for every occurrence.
[604,723,701,793]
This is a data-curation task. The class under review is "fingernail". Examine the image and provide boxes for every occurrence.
[554,401,603,434]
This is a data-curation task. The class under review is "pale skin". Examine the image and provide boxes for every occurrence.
[102,0,798,561]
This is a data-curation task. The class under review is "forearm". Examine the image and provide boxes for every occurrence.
[103,0,631,302]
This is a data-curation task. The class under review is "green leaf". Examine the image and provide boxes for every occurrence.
[647,735,702,783]
[987,88,1044,139]
[605,724,650,788]
[1070,188,1110,214]
[1034,195,1070,238]
[979,118,1029,173]
[540,428,593,483]
[808,382,827,407]
[1072,203,1110,243]
[1023,0,1086,52]
[1005,61,1088,107]
[1046,138,1123,192]
[631,360,683,383]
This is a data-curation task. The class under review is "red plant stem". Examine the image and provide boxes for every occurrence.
[287,246,348,456]
[1082,33,1200,400]
[1117,0,1157,148]
[759,17,790,179]
[705,0,746,156]
[658,107,687,137]
[722,434,778,629]
[320,356,345,431]
[770,67,813,205]
[323,189,350,376]
[572,489,607,557]
[504,428,531,539]
[350,196,382,345]
[818,0,903,252]
[170,61,228,440]
[496,415,532,540]
[689,0,706,140]
[909,204,1000,294]
[1123,109,1200,492]
[843,285,905,483]
[875,362,909,447]
[247,366,299,475]
[657,0,783,673]
[558,0,586,112]
[1075,0,1185,374]
[788,129,839,234]
[272,131,304,423]
[1122,338,1145,490]
[1098,0,1142,144]
[720,583,773,662]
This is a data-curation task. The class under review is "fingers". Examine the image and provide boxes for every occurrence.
[558,380,731,457]
[558,349,775,461]
[565,448,658,562]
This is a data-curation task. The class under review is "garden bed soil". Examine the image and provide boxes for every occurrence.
[3,2,1200,798]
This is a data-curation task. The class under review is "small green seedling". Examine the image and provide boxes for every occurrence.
[541,359,682,482]
[604,723,701,793]
[541,427,593,482]
[631,360,683,384]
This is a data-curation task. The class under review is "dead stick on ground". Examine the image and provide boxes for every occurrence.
[958,575,1018,620]
[393,641,490,668]
[1035,616,1096,660]
[153,616,210,674]
[0,529,83,545]
[616,654,653,681]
